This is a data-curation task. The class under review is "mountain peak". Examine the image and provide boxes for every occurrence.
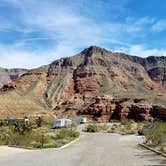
[81,45,109,56]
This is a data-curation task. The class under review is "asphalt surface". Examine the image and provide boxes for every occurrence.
[0,133,165,166]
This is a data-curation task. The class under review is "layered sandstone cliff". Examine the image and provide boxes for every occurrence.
[0,46,165,121]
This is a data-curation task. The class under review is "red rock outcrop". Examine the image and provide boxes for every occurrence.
[0,46,166,121]
[73,69,104,98]
[79,96,165,122]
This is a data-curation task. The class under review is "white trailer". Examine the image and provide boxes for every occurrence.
[79,117,87,124]
[53,118,72,128]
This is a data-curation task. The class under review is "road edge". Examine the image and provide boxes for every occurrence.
[8,136,80,151]
[55,136,80,150]
[139,143,166,158]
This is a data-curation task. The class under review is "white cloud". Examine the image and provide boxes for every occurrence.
[0,43,76,69]
[115,44,166,57]
[0,0,165,68]
[0,1,106,68]
[125,16,155,33]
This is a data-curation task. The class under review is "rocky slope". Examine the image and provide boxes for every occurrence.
[0,46,165,121]
[0,67,27,88]
[126,55,166,86]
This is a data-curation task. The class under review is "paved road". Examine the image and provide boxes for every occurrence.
[0,133,165,166]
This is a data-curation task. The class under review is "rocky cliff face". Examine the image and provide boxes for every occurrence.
[0,46,165,121]
[0,67,28,88]
[126,55,166,86]
[80,96,166,122]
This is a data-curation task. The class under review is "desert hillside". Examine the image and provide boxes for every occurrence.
[0,46,165,121]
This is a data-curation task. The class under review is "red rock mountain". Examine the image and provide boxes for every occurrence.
[0,46,166,121]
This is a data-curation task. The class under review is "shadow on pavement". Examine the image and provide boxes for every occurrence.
[135,145,166,166]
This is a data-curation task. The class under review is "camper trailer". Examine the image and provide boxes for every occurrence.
[5,117,29,125]
[53,118,72,128]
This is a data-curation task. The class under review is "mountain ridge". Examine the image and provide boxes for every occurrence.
[0,46,165,121]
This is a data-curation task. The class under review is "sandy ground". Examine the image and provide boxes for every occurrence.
[0,133,165,166]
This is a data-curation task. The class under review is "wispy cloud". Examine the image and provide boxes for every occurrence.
[115,44,166,57]
[0,42,77,69]
[152,19,166,32]
[0,0,165,68]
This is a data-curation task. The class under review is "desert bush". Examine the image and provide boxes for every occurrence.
[137,122,152,135]
[86,124,109,133]
[121,119,134,130]
[40,118,55,128]
[86,124,99,132]
[107,120,137,135]
[8,128,51,148]
[55,129,79,140]
[13,122,32,134]
[0,127,11,145]
[144,122,166,146]
[31,131,51,148]
[0,124,79,148]
[119,128,127,135]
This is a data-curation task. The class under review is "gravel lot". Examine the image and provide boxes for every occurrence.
[0,133,165,166]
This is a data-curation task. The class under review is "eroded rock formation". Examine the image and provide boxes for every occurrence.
[0,46,165,121]
[79,96,166,122]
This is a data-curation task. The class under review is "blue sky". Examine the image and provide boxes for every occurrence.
[0,0,166,68]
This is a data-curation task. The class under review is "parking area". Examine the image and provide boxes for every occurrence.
[0,132,166,166]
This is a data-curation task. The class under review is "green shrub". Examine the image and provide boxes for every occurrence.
[119,128,127,135]
[32,131,51,148]
[55,129,79,140]
[86,124,99,132]
[0,125,80,148]
[144,122,166,146]
[121,119,134,131]
[0,127,11,145]
[8,128,51,148]
[42,119,54,128]
[42,143,59,148]
[86,124,110,133]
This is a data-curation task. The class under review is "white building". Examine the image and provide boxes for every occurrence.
[53,118,72,128]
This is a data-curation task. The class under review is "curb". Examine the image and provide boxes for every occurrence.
[8,145,37,150]
[139,144,166,158]
[54,136,80,150]
[8,136,80,151]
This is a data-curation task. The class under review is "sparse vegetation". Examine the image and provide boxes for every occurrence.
[143,122,166,153]
[0,121,80,149]
[86,120,139,134]
[107,119,138,135]
[118,119,137,135]
[86,124,99,132]
[86,123,109,133]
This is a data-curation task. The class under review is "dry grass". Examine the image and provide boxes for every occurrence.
[0,91,47,118]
